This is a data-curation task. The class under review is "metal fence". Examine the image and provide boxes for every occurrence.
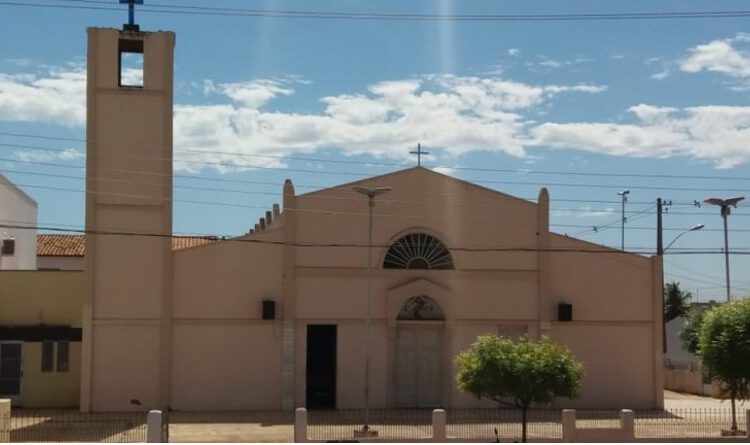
[307,409,433,441]
[447,409,562,441]
[306,407,747,442]
[7,410,148,443]
[635,408,738,439]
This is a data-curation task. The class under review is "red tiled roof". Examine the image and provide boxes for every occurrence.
[37,234,219,257]
[37,235,85,257]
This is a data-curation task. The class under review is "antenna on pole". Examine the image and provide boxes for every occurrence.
[120,0,144,32]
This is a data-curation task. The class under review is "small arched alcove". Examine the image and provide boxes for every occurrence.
[397,295,445,321]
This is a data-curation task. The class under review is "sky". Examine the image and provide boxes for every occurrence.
[0,0,749,300]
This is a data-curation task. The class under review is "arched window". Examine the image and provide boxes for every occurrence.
[397,296,444,321]
[383,233,454,270]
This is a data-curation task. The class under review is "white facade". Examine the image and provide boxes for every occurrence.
[0,174,37,270]
[665,316,700,370]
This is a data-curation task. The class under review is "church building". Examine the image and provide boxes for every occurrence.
[80,27,664,412]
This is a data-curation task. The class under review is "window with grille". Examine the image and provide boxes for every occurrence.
[57,341,69,372]
[41,341,54,372]
[383,233,453,269]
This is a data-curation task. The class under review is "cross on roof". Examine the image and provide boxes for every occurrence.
[409,143,429,167]
[119,0,144,31]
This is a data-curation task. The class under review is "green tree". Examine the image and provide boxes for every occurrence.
[664,281,692,322]
[680,306,708,354]
[455,335,584,442]
[698,299,750,433]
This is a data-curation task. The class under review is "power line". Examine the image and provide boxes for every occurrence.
[3,222,749,254]
[5,168,750,225]
[0,155,734,210]
[6,1,750,22]
[2,131,749,183]
[4,141,750,195]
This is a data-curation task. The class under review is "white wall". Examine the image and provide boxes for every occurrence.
[0,174,37,270]
[665,316,700,369]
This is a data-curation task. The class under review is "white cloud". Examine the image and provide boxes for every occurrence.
[576,206,614,218]
[651,69,671,80]
[2,62,749,171]
[553,206,614,219]
[507,48,521,57]
[216,80,293,108]
[432,166,458,177]
[13,148,84,163]
[531,105,750,168]
[680,33,750,87]
[172,74,607,171]
[0,67,85,126]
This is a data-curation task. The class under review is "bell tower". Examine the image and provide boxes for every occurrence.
[81,26,175,411]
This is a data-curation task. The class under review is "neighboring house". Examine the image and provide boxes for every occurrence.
[665,316,700,371]
[36,235,217,271]
[0,270,83,407]
[0,234,217,407]
[37,235,86,271]
[664,302,720,396]
[0,173,37,270]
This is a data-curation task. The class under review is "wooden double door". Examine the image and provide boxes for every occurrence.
[395,323,443,408]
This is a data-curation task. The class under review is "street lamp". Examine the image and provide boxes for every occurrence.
[664,224,705,252]
[617,190,630,250]
[660,223,704,353]
[704,196,745,302]
[352,185,391,436]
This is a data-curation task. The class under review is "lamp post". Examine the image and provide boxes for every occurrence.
[659,223,704,353]
[618,190,630,250]
[704,197,745,302]
[664,224,705,252]
[352,185,391,435]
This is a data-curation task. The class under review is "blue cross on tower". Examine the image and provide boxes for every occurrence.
[120,0,144,32]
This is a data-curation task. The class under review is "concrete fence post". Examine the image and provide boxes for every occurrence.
[562,409,576,442]
[146,410,163,443]
[0,399,10,443]
[295,408,308,443]
[432,409,446,442]
[620,409,634,442]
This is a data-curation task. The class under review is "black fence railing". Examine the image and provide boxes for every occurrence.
[306,407,747,441]
[635,408,738,439]
[7,410,147,443]
[447,409,562,441]
[307,409,433,441]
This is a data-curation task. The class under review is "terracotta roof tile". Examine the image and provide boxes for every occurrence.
[37,234,219,257]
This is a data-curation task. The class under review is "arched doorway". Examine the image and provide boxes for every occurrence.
[395,296,445,407]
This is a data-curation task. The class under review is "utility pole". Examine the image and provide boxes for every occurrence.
[657,198,663,256]
[704,196,745,303]
[618,190,630,250]
[657,198,665,352]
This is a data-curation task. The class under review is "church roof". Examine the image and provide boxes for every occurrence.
[37,234,219,257]
[297,166,540,207]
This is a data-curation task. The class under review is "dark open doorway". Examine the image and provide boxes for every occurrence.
[306,325,336,409]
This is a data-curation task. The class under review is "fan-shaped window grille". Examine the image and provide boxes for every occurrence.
[397,296,444,321]
[383,233,453,270]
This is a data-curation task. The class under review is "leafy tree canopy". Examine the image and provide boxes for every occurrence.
[455,335,583,408]
[680,306,708,354]
[698,299,750,431]
[664,281,692,322]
